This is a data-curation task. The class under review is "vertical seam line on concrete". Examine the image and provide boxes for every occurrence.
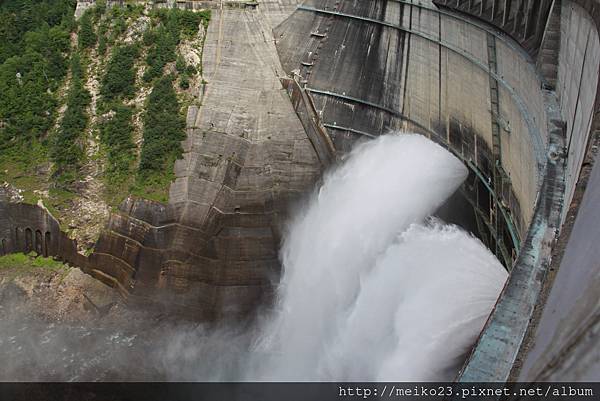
[566,26,591,154]
[438,6,443,124]
[403,0,535,58]
[213,0,224,81]
[401,2,413,114]
[486,31,515,264]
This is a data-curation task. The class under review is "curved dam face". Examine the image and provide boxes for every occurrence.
[275,0,556,267]
[274,0,599,381]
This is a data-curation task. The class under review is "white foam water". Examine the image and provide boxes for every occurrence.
[243,134,508,381]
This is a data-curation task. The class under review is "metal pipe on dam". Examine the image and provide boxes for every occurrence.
[0,0,598,383]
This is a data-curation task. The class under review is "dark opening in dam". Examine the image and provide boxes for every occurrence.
[436,164,520,269]
[0,0,599,390]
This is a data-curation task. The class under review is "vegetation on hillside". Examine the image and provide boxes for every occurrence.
[0,0,74,147]
[0,0,76,207]
[96,39,140,201]
[51,54,91,187]
[0,252,67,272]
[99,105,135,184]
[133,75,185,201]
[140,76,185,174]
[78,9,96,49]
[1,1,211,214]
[143,8,209,83]
[0,0,75,64]
[0,252,70,283]
[100,44,140,104]
[91,6,210,203]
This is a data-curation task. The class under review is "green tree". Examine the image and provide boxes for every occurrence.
[179,74,190,90]
[175,55,186,73]
[24,24,70,82]
[78,10,96,49]
[98,35,107,55]
[100,44,139,103]
[50,54,91,186]
[143,25,177,82]
[139,76,185,175]
[142,9,210,83]
[1,52,60,145]
[92,0,107,21]
[0,0,75,148]
[99,104,135,183]
[0,0,75,63]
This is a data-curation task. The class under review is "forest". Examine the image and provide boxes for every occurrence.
[0,0,75,148]
[0,0,210,210]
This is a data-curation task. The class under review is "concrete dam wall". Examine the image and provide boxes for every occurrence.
[275,0,559,265]
[0,0,598,381]
[273,0,599,381]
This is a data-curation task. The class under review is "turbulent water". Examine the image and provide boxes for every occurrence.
[0,134,507,381]
[243,134,508,381]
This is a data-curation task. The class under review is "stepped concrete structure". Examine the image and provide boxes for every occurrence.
[1,0,598,381]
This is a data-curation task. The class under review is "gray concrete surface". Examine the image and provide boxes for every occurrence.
[558,1,600,217]
[518,145,600,381]
[275,0,547,241]
[274,0,599,382]
[163,0,322,316]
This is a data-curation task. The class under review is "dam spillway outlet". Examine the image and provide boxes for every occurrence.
[1,0,599,387]
[0,134,507,381]
[245,134,508,381]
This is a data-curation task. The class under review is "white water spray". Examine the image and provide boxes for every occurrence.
[0,134,508,382]
[244,134,508,381]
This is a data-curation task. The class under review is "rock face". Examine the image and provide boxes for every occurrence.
[0,257,186,381]
[0,1,324,320]
[0,262,120,323]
